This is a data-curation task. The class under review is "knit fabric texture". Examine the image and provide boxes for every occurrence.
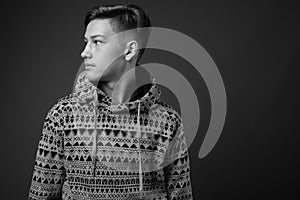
[28,71,193,200]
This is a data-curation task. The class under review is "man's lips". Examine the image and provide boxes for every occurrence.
[84,63,95,66]
[84,64,95,69]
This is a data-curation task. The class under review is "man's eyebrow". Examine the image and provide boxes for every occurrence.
[84,34,106,40]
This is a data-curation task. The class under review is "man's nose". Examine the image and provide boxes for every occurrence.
[81,44,92,59]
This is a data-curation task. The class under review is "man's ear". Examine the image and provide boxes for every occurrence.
[124,40,138,61]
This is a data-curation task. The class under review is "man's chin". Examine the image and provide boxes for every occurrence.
[86,71,108,85]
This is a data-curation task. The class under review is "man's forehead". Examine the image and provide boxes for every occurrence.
[84,19,115,38]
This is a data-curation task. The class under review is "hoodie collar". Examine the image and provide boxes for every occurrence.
[73,71,161,113]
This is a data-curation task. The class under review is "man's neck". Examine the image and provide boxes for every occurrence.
[98,64,138,104]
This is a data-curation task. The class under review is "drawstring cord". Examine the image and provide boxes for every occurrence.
[137,101,143,198]
[92,90,98,177]
[91,89,143,196]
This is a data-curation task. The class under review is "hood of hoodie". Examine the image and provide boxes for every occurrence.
[69,70,161,194]
[72,70,161,114]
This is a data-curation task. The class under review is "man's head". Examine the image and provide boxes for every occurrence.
[81,4,151,83]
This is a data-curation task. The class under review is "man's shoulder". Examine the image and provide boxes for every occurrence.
[46,90,85,119]
[149,100,182,125]
[46,95,73,118]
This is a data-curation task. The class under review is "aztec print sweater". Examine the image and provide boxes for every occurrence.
[28,71,193,200]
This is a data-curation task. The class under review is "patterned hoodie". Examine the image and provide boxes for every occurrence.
[28,71,193,200]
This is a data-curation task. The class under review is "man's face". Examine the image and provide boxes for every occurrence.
[81,19,125,83]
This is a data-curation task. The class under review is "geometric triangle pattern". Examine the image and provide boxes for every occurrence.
[28,71,193,200]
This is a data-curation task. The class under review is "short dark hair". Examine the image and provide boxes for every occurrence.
[84,4,151,63]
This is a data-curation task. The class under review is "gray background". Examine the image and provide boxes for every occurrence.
[1,0,299,199]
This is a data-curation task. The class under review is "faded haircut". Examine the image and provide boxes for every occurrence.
[84,4,152,63]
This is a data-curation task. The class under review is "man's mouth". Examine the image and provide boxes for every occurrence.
[84,63,95,69]
[84,63,95,66]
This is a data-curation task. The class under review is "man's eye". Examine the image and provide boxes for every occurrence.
[94,40,103,45]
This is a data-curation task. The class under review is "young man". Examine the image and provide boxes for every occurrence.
[28,4,193,200]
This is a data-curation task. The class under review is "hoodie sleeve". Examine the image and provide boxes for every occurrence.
[163,119,193,200]
[28,103,66,200]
